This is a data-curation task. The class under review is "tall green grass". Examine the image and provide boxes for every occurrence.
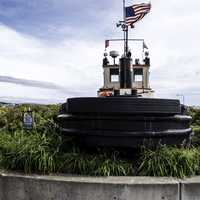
[0,130,133,176]
[0,104,61,173]
[0,104,200,178]
[138,147,200,178]
[0,131,61,173]
[58,150,133,176]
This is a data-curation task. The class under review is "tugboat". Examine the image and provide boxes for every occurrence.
[58,1,192,148]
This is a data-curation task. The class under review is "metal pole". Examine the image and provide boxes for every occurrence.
[125,28,128,57]
[123,0,129,57]
[123,0,126,57]
[125,27,128,89]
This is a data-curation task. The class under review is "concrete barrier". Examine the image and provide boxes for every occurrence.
[181,176,200,200]
[2,172,200,200]
[0,172,180,200]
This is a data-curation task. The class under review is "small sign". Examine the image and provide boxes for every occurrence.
[23,108,34,130]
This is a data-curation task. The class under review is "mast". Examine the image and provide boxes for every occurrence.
[116,0,130,57]
[123,0,126,56]
[123,0,129,57]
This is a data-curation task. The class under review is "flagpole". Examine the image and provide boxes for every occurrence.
[125,26,128,57]
[123,0,128,57]
[123,0,126,57]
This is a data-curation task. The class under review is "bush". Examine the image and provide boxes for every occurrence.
[0,104,59,134]
[191,125,200,145]
[138,147,200,178]
[189,107,200,126]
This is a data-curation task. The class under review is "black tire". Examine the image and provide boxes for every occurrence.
[66,97,181,115]
[58,114,191,133]
[58,126,192,148]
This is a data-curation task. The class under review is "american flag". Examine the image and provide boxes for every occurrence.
[125,3,151,27]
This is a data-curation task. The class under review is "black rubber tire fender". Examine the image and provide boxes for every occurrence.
[66,97,181,115]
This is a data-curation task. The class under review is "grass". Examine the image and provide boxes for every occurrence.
[138,147,200,178]
[0,104,61,173]
[0,131,61,173]
[0,104,200,178]
[0,130,134,176]
[58,150,133,176]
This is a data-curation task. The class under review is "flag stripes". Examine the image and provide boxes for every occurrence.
[126,3,151,26]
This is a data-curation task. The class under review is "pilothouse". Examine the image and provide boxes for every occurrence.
[99,40,153,97]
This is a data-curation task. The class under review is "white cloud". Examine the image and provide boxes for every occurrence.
[0,0,200,105]
[0,24,104,102]
[130,0,200,105]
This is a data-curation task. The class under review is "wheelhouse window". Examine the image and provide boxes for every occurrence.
[133,68,143,82]
[110,68,119,82]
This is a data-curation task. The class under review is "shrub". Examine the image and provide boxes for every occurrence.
[189,107,200,126]
[138,147,200,178]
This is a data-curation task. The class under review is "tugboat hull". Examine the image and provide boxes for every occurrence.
[58,97,192,148]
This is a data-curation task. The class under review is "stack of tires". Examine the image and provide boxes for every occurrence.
[58,97,192,148]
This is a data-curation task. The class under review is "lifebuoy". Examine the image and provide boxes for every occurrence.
[99,91,113,97]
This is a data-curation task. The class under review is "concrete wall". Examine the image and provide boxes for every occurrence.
[0,172,200,200]
[181,177,200,200]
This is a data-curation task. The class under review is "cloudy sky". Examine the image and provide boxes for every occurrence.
[0,0,199,105]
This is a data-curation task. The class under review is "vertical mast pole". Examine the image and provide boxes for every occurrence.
[123,0,128,57]
[123,0,126,57]
[125,27,128,57]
